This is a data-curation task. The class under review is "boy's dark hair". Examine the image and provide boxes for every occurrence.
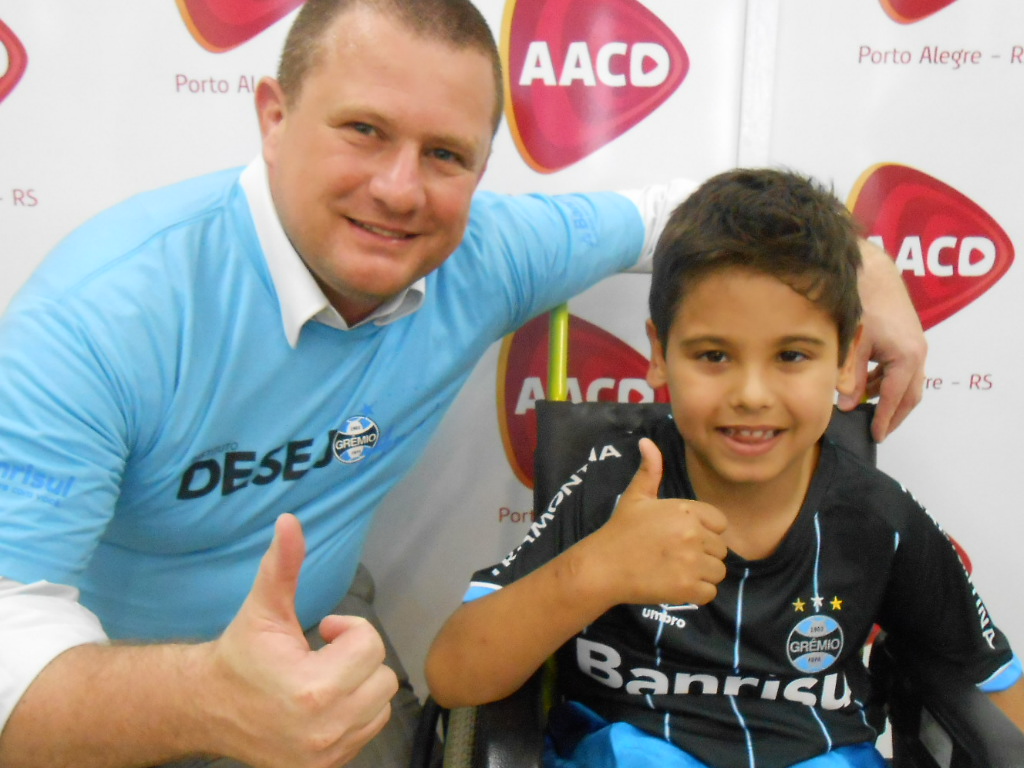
[649,168,863,362]
[277,0,503,130]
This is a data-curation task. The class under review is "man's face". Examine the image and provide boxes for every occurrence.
[647,268,859,498]
[257,8,496,324]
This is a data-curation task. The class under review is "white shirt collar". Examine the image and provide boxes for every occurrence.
[239,157,426,347]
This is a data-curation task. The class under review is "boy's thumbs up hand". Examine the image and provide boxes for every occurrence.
[200,514,398,767]
[618,435,665,504]
[585,438,728,609]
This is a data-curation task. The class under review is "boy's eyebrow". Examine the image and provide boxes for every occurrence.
[677,334,829,347]
[777,335,828,347]
[677,334,731,347]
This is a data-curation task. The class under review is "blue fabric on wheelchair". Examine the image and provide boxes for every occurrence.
[543,701,888,768]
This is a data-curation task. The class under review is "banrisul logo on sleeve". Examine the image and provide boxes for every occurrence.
[879,0,958,24]
[848,163,1014,330]
[176,0,304,52]
[0,19,27,105]
[502,0,688,173]
[497,313,668,487]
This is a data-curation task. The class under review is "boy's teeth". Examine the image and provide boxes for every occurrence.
[725,428,777,439]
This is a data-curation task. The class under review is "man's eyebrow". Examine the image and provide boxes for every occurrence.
[337,105,484,156]
[427,130,487,161]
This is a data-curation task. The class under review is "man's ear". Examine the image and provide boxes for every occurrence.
[836,324,864,398]
[255,77,287,164]
[646,319,668,390]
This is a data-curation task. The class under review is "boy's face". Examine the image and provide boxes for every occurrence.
[646,267,860,495]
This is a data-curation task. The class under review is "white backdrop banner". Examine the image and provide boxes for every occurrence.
[1,0,1020,715]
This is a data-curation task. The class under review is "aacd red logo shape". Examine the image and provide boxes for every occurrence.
[497,313,668,487]
[0,19,28,105]
[879,0,958,24]
[503,0,688,174]
[177,0,304,52]
[848,163,1014,331]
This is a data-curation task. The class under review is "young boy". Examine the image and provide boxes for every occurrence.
[425,169,1023,768]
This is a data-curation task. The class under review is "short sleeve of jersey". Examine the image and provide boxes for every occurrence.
[460,191,645,333]
[870,479,1018,689]
[463,435,641,603]
[0,299,133,585]
[0,171,241,588]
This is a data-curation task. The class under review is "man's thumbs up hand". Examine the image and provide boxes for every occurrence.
[202,514,398,768]
[244,512,308,641]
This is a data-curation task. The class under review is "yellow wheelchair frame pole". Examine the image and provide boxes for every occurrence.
[547,303,570,403]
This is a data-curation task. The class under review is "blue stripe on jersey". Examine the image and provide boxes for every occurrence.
[979,652,1023,692]
[733,568,750,670]
[810,511,837,752]
[654,620,665,657]
[813,513,823,613]
[651,603,665,714]
[851,697,878,737]
[809,705,833,752]
[728,695,756,768]
[729,568,755,766]
[463,581,500,602]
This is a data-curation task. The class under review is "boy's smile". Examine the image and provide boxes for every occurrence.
[647,267,860,507]
[718,426,784,456]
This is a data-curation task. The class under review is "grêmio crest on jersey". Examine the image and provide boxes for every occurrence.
[332,415,381,464]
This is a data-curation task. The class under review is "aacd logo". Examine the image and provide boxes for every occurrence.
[497,313,668,487]
[879,0,958,24]
[176,0,304,52]
[0,19,27,106]
[502,0,688,173]
[848,163,1014,331]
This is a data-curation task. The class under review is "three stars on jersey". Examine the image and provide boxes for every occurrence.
[792,595,844,612]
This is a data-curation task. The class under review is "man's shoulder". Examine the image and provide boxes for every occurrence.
[63,166,246,257]
[464,188,634,232]
[11,167,249,310]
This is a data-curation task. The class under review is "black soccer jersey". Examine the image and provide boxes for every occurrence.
[468,414,1015,768]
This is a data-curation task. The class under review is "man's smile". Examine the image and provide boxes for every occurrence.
[347,216,417,240]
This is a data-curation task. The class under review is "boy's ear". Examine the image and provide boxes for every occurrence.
[646,319,669,389]
[836,324,864,398]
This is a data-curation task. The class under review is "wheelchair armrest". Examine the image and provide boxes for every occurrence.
[467,669,547,768]
[872,634,1024,768]
[413,671,547,768]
